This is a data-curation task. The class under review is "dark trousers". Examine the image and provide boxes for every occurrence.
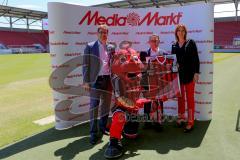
[144,100,163,123]
[89,75,112,137]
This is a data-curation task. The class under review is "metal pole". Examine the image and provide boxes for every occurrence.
[27,18,29,31]
[234,0,239,21]
[42,19,44,31]
[9,16,12,31]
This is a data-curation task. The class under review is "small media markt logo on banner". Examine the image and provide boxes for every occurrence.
[79,11,183,26]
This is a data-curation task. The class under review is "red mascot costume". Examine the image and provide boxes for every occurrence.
[104,45,148,159]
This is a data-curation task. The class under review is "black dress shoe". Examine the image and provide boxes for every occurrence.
[153,122,163,132]
[104,138,123,159]
[183,125,194,133]
[143,122,152,129]
[90,134,98,145]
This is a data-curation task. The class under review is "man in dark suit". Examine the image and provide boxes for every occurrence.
[82,25,115,145]
[140,34,167,62]
[140,34,168,131]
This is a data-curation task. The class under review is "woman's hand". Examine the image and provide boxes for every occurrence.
[194,73,199,82]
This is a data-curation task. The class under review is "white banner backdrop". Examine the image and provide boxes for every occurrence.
[48,2,214,130]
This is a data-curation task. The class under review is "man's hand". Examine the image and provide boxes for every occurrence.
[82,83,91,92]
[194,73,199,83]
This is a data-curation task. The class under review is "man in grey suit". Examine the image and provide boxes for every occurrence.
[82,25,115,145]
[140,34,168,131]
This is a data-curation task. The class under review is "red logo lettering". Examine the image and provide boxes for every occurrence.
[79,11,183,26]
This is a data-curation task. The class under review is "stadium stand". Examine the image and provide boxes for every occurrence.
[214,21,240,46]
[0,5,48,54]
[0,30,48,47]
[214,16,240,52]
[0,29,48,53]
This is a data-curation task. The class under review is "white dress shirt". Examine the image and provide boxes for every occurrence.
[98,40,110,76]
[150,47,160,57]
[150,47,168,56]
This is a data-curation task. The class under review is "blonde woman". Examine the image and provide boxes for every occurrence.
[171,24,200,133]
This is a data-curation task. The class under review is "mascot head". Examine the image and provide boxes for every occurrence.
[110,41,145,111]
[111,46,144,82]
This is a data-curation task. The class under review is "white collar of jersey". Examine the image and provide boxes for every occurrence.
[150,47,160,54]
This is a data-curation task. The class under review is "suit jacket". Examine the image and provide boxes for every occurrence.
[140,48,168,88]
[82,40,115,84]
[140,48,168,63]
[171,39,200,84]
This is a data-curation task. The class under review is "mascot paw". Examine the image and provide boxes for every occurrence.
[117,96,135,109]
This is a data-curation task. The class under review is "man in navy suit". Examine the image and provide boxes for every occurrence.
[82,25,115,145]
[140,34,168,131]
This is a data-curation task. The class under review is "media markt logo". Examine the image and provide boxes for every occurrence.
[126,12,140,26]
[79,11,183,26]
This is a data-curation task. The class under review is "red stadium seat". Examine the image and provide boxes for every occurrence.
[0,30,48,48]
[214,21,240,46]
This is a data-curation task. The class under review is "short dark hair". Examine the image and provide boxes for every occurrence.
[97,24,108,33]
[149,34,160,41]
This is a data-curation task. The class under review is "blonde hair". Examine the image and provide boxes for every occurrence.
[174,24,187,42]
